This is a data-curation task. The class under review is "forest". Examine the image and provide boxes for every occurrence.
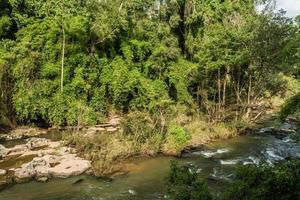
[0,0,299,127]
[0,0,300,199]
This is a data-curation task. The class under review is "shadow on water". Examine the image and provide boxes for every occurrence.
[0,154,37,170]
[36,130,63,142]
[0,139,26,148]
[0,130,62,148]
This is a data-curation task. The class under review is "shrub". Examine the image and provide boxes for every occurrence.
[222,160,300,200]
[121,111,159,144]
[279,93,300,121]
[63,131,135,176]
[291,129,300,142]
[164,125,191,155]
[166,161,212,200]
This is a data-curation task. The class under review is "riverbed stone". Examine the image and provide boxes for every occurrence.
[259,127,274,134]
[26,138,51,149]
[2,127,47,141]
[14,164,35,183]
[36,177,48,182]
[5,138,61,158]
[0,144,7,158]
[0,169,6,175]
[59,147,72,155]
[106,127,118,132]
[13,153,91,182]
[48,154,91,178]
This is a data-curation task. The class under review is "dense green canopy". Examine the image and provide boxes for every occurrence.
[0,0,299,126]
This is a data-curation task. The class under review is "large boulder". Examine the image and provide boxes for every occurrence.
[14,155,55,183]
[25,138,51,150]
[49,154,91,178]
[14,163,35,183]
[13,154,91,182]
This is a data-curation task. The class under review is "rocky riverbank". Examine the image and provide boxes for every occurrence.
[0,115,298,191]
[0,117,122,190]
[257,115,299,139]
[0,134,91,190]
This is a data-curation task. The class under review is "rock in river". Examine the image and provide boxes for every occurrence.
[48,154,91,178]
[14,153,91,183]
[0,169,7,176]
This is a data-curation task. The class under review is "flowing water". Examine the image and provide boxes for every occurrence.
[0,134,300,200]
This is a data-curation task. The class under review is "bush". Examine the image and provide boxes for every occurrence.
[166,161,212,200]
[121,111,160,144]
[222,160,300,200]
[63,131,135,176]
[279,93,300,121]
[291,129,300,142]
[121,111,169,155]
[164,125,191,155]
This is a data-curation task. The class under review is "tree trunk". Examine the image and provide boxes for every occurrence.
[222,67,229,109]
[246,74,252,119]
[235,68,241,121]
[196,84,200,108]
[61,0,65,93]
[77,104,80,132]
[218,68,221,120]
[178,1,186,55]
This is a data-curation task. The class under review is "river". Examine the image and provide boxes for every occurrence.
[0,133,299,200]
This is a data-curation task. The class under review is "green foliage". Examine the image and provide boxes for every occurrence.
[290,128,300,143]
[165,125,191,154]
[62,131,130,176]
[0,0,299,127]
[121,111,162,144]
[223,160,300,200]
[279,93,300,121]
[167,160,212,200]
[166,160,300,200]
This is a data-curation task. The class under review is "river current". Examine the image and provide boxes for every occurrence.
[1,134,299,200]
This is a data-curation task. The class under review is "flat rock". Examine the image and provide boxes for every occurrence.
[106,127,118,132]
[5,138,61,158]
[14,154,91,182]
[49,154,91,178]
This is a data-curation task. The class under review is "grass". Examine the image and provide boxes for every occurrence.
[63,131,136,176]
[63,107,239,177]
[185,119,237,147]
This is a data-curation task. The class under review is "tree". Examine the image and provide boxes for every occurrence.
[0,0,298,127]
[166,161,212,200]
